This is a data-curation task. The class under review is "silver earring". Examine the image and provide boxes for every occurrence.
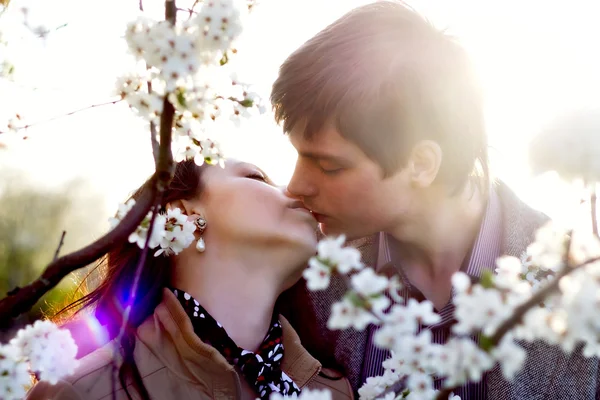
[194,216,207,252]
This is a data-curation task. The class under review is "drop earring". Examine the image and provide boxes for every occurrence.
[194,216,207,252]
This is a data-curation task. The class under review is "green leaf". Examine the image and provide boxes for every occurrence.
[239,99,253,108]
[479,333,494,352]
[176,89,186,108]
[480,270,495,289]
[345,291,365,308]
[219,52,229,66]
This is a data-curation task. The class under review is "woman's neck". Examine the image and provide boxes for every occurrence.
[172,251,286,352]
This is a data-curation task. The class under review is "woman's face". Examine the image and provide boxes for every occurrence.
[196,159,318,265]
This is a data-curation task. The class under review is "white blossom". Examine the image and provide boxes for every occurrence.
[351,269,390,298]
[328,297,378,331]
[128,212,167,250]
[491,336,527,380]
[193,0,247,52]
[304,258,331,291]
[440,338,494,386]
[0,345,30,400]
[451,272,471,293]
[526,222,569,272]
[404,299,440,326]
[155,207,197,256]
[453,284,513,337]
[357,371,399,400]
[313,235,363,274]
[406,372,435,399]
[390,330,437,373]
[10,320,79,385]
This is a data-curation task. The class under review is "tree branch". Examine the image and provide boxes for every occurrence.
[0,98,123,135]
[148,81,160,163]
[53,231,66,261]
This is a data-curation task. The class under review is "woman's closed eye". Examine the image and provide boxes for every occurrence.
[247,172,268,182]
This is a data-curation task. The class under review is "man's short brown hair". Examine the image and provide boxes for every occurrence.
[271,1,488,191]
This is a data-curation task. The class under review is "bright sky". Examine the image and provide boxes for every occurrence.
[1,0,600,230]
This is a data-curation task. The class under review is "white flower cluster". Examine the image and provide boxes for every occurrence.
[307,220,600,399]
[118,0,265,166]
[304,235,363,290]
[511,227,600,357]
[0,345,30,400]
[1,320,79,400]
[109,201,196,257]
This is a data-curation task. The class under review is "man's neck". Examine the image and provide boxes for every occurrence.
[387,183,487,309]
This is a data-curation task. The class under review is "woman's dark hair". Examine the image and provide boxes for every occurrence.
[59,159,207,399]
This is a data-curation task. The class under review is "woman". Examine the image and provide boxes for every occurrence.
[27,159,353,400]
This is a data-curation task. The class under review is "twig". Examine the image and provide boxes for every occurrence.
[187,0,200,19]
[147,81,160,163]
[139,0,144,11]
[0,98,123,135]
[176,7,197,15]
[53,231,66,261]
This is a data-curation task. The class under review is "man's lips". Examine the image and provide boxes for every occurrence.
[311,212,326,223]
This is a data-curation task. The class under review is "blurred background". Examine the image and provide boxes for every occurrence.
[0,0,599,330]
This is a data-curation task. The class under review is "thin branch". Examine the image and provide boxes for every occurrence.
[147,80,160,163]
[0,98,123,135]
[187,0,200,19]
[139,0,144,11]
[53,231,67,261]
[176,7,197,15]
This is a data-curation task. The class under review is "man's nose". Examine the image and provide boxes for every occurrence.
[287,165,318,198]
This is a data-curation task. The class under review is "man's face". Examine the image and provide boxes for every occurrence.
[287,125,414,240]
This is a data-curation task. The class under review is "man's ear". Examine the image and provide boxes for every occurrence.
[166,199,201,217]
[407,140,442,188]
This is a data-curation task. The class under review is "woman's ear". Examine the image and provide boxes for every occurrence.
[166,199,201,217]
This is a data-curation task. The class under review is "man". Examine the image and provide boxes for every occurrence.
[272,1,599,399]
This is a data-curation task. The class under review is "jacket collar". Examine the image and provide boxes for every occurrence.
[136,289,321,396]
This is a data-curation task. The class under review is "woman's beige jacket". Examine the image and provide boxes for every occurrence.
[26,289,354,400]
